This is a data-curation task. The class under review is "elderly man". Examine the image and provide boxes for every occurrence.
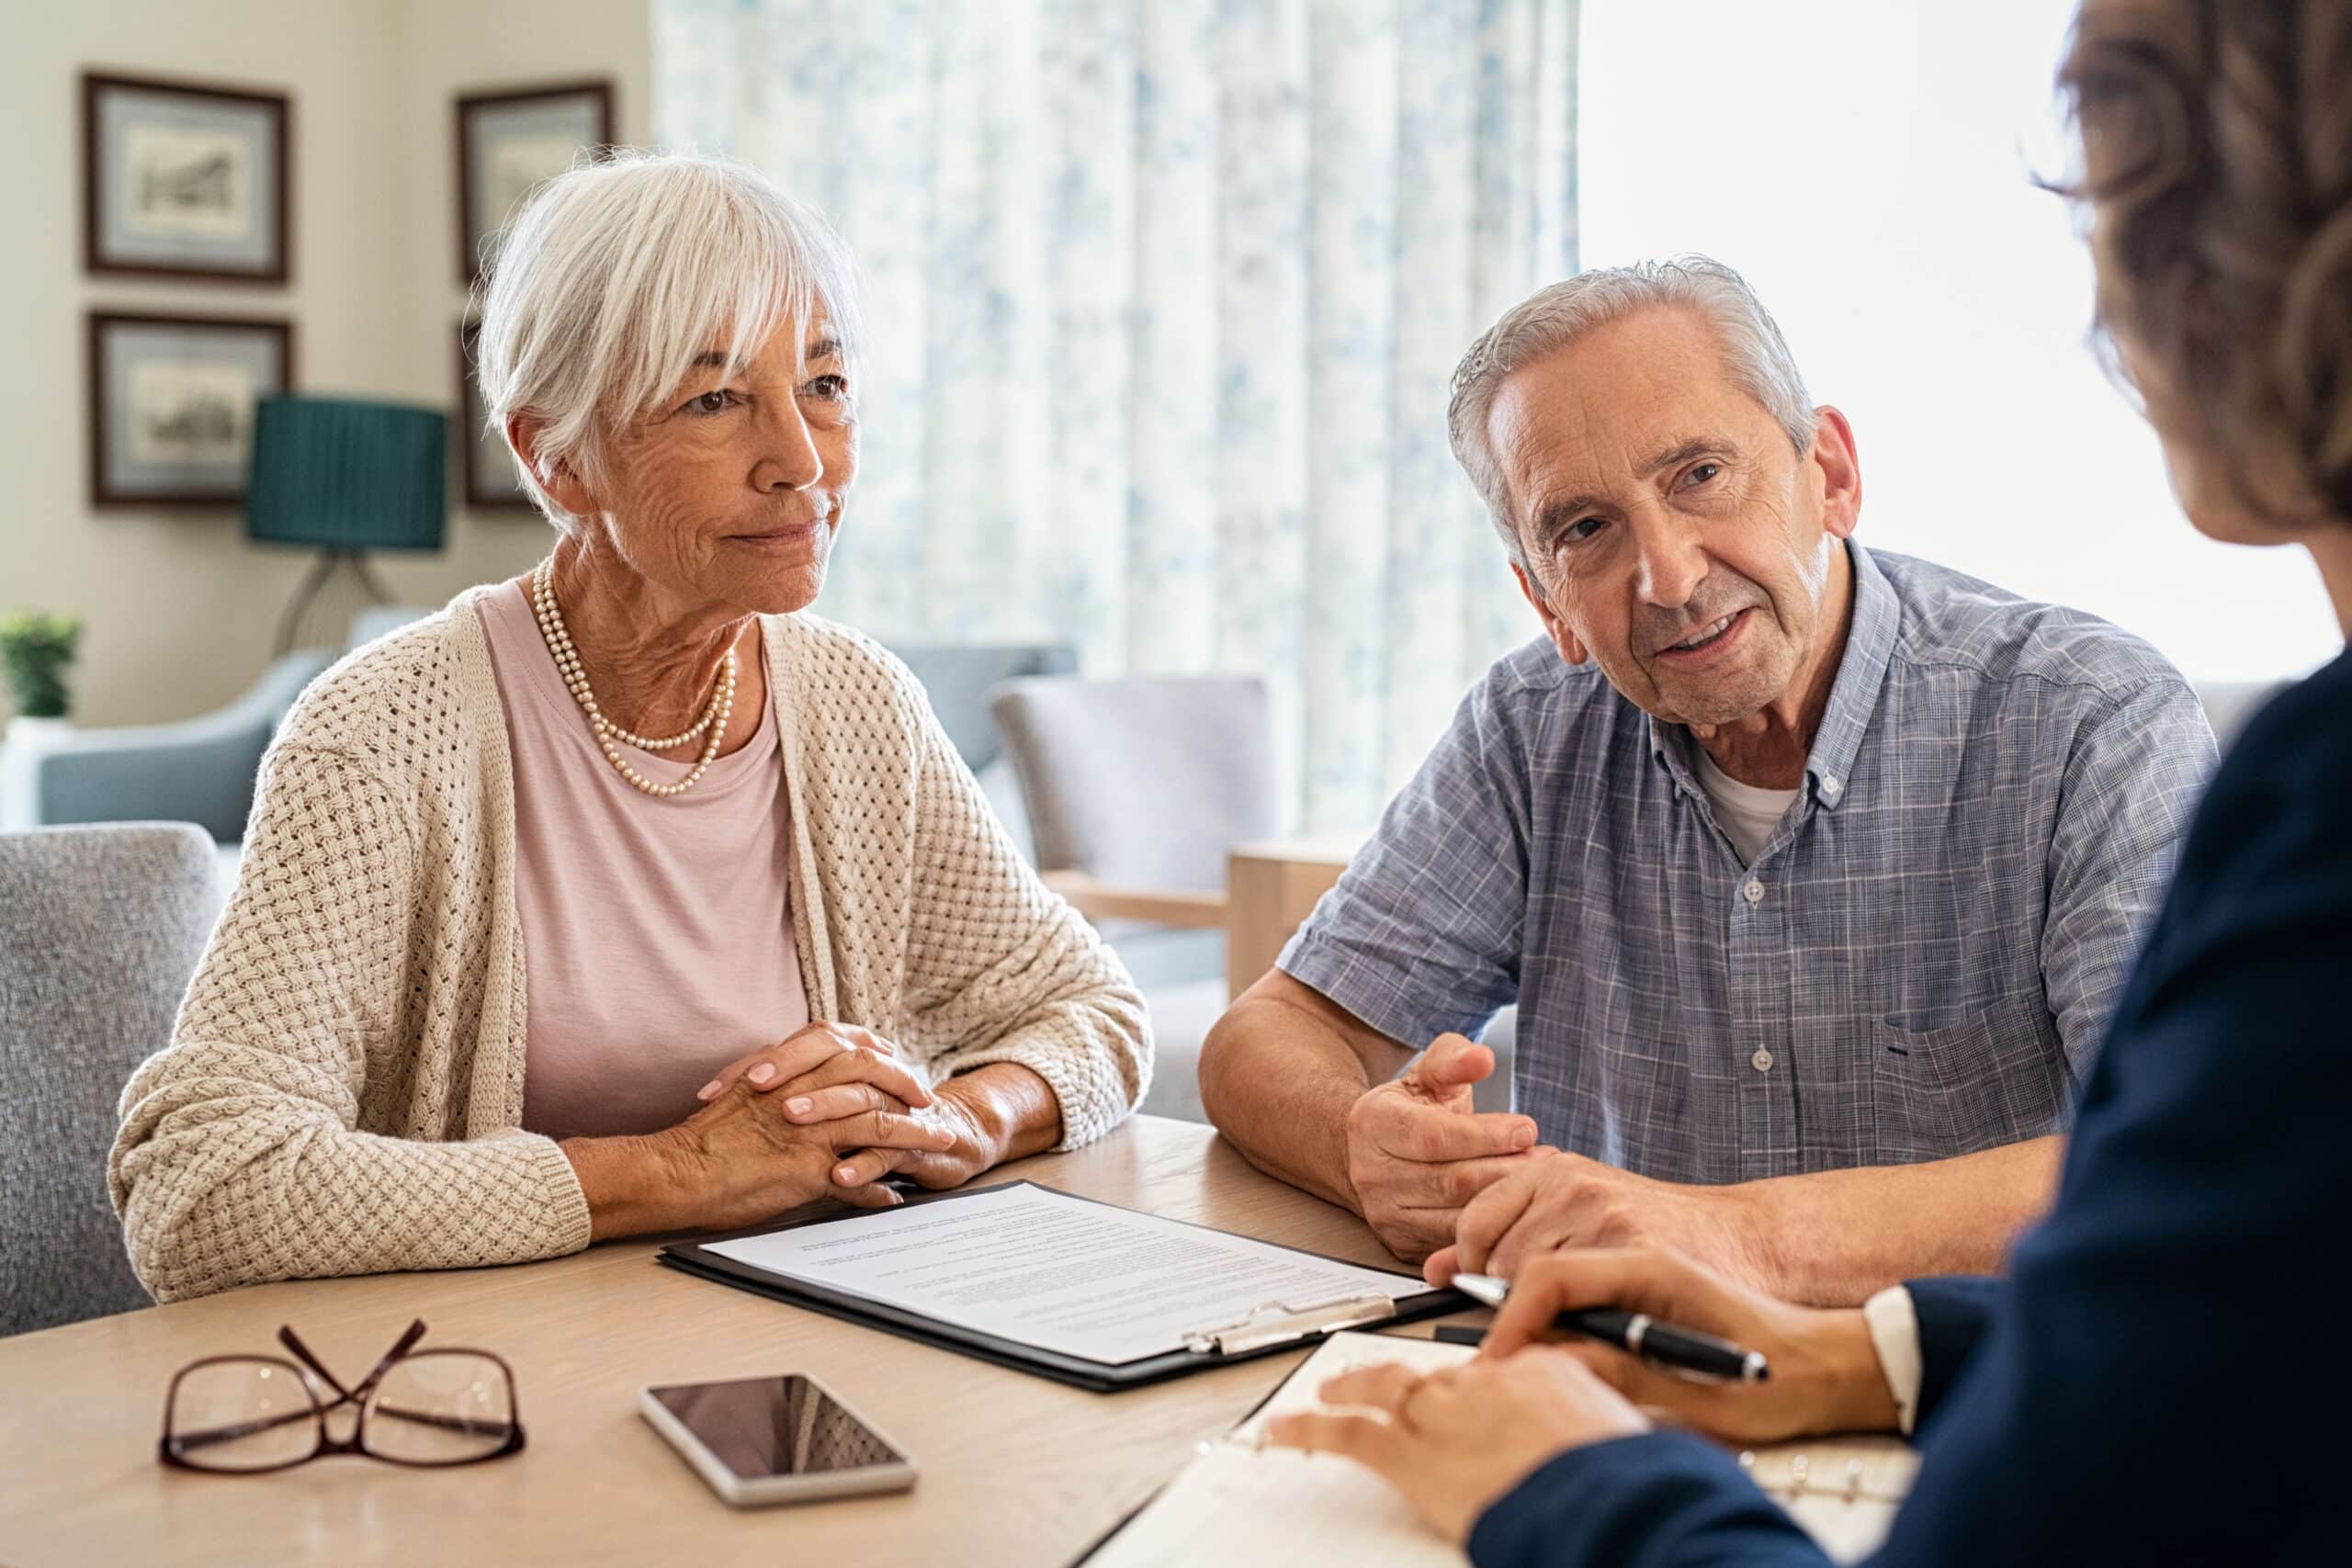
[1199,256,2213,1305]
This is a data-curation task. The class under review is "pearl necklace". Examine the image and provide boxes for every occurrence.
[530,557,736,798]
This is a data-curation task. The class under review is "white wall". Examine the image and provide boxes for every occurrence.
[383,0,656,608]
[0,0,650,728]
[1579,0,2341,683]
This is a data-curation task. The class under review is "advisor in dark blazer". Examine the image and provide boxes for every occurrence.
[1264,2,2352,1562]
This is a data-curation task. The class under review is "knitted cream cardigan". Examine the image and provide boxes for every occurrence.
[110,590,1149,1303]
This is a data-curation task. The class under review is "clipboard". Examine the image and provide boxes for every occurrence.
[658,1180,1464,1393]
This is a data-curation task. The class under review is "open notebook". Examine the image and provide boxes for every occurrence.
[1081,1332,1919,1566]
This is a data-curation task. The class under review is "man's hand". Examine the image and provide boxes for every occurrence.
[1345,1033,1544,1262]
[1424,1151,1781,1293]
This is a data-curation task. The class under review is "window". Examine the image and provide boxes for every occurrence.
[1579,0,2337,682]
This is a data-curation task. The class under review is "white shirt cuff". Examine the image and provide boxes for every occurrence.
[1861,1284,1924,1437]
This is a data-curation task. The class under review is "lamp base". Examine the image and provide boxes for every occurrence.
[275,549,394,657]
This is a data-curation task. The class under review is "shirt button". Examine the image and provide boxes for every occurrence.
[1820,774,1842,798]
[1743,878,1766,904]
[1751,1048,1775,1073]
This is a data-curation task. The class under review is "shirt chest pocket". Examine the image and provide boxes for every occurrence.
[1869,1006,2070,1166]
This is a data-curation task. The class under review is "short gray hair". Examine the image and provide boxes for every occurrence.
[471,151,865,529]
[1447,256,1816,568]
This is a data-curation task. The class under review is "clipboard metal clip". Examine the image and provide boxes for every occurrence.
[1182,1292,1399,1357]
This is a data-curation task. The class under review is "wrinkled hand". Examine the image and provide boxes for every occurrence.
[828,1077,1004,1196]
[1476,1248,1899,1444]
[695,1021,933,1118]
[1422,1151,1779,1292]
[695,1022,1011,1209]
[1344,1034,1544,1262]
[667,1023,955,1225]
[1265,1350,1647,1543]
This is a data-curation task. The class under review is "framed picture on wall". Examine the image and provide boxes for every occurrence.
[457,320,536,510]
[82,71,291,283]
[455,79,614,284]
[88,311,295,508]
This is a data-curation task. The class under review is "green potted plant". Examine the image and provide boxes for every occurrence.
[0,611,82,829]
[0,611,81,722]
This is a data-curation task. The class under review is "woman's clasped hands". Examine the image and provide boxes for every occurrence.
[687,1021,1006,1213]
[567,1020,1004,1239]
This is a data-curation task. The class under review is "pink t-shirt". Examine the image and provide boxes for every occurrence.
[476,576,810,1141]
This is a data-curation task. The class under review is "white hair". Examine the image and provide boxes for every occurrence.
[470,150,865,529]
[1447,255,1816,570]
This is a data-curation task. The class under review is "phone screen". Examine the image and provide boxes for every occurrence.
[650,1377,908,1480]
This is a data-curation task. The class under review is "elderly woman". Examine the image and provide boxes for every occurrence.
[1263,1,2352,1562]
[110,153,1148,1303]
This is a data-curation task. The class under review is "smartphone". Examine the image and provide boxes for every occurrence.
[639,1374,917,1507]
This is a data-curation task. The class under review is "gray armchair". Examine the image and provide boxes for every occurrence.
[1,823,219,1334]
[990,675,1276,1122]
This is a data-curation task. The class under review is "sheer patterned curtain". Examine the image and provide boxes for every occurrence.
[653,0,1578,830]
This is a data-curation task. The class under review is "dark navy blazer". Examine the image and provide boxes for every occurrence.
[1468,646,2352,1568]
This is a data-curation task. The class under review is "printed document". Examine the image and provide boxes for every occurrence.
[703,1183,1429,1366]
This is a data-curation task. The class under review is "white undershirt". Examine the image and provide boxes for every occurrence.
[1865,1285,1926,1436]
[1694,749,1802,865]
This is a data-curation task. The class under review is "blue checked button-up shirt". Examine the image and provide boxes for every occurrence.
[1280,543,2216,1184]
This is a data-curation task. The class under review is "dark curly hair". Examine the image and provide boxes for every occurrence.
[2059,0,2352,525]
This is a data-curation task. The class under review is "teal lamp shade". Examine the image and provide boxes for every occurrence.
[246,397,447,551]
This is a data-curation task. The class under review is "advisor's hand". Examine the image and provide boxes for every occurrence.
[1343,1034,1544,1263]
[1474,1247,1899,1444]
[1265,1349,1646,1544]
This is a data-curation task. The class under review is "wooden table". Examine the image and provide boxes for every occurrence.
[1224,835,1364,1001]
[0,1116,1475,1566]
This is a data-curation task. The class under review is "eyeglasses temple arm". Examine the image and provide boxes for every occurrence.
[370,1401,520,1439]
[347,1318,433,1402]
[171,1406,322,1452]
[276,1325,357,1404]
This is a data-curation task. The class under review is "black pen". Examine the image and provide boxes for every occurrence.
[1451,1272,1770,1382]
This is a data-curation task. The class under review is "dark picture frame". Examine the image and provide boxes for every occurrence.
[457,320,536,511]
[82,71,292,284]
[455,79,614,285]
[88,310,296,509]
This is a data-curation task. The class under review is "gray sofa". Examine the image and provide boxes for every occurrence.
[14,651,334,843]
[8,607,439,850]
